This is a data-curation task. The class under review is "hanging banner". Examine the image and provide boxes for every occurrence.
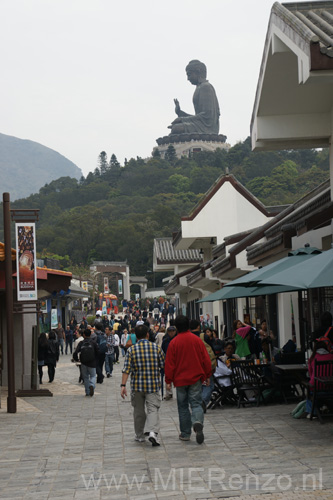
[102,300,107,315]
[104,277,109,294]
[15,223,37,301]
[40,300,47,313]
[118,279,123,295]
[51,308,58,328]
[82,281,88,292]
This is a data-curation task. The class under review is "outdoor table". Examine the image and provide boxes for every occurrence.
[275,364,308,399]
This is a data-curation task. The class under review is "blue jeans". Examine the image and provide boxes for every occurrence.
[105,353,114,375]
[59,338,64,354]
[176,379,204,438]
[202,375,215,406]
[81,364,96,395]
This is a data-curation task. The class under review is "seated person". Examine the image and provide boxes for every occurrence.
[273,339,297,364]
[258,319,276,341]
[260,337,273,362]
[220,341,240,367]
[306,336,333,418]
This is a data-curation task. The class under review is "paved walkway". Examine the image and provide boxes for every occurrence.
[0,355,333,499]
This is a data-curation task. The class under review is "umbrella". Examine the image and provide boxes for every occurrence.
[258,248,333,290]
[197,283,297,302]
[224,246,321,288]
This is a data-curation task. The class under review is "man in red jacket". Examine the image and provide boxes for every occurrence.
[165,315,211,444]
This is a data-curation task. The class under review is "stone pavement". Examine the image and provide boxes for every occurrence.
[0,355,333,500]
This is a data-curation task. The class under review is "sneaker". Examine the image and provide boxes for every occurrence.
[89,385,94,397]
[179,434,190,441]
[106,373,111,378]
[134,435,145,442]
[193,422,204,444]
[164,394,173,400]
[148,431,160,446]
[306,413,317,419]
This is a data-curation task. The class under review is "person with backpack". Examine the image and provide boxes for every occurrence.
[73,329,99,396]
[105,327,115,377]
[46,330,60,383]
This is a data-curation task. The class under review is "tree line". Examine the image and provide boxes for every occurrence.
[0,138,329,284]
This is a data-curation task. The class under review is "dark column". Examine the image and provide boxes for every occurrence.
[3,192,17,413]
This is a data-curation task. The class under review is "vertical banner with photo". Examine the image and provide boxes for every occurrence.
[51,309,58,328]
[104,277,109,294]
[118,279,123,295]
[15,223,37,301]
[82,281,88,292]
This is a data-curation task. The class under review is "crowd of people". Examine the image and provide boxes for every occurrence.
[38,307,333,445]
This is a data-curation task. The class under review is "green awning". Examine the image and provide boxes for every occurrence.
[224,246,321,288]
[259,248,333,290]
[197,283,297,303]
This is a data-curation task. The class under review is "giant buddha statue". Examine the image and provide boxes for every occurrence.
[168,59,220,136]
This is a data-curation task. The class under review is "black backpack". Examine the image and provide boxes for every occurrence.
[80,340,95,364]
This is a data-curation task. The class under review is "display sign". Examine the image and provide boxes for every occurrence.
[102,300,107,315]
[104,277,109,294]
[40,300,47,313]
[51,309,58,328]
[82,281,88,292]
[15,223,37,301]
[118,279,123,295]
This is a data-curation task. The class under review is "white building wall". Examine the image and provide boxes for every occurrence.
[181,182,269,244]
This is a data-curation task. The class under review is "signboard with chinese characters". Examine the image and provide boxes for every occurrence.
[15,223,37,301]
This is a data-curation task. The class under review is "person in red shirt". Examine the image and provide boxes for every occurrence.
[165,315,211,444]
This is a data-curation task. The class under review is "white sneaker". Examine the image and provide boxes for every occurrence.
[134,435,145,442]
[148,431,160,446]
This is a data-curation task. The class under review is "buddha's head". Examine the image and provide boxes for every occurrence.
[186,60,207,85]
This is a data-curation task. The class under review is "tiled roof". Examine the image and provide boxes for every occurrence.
[154,238,201,264]
[281,2,333,57]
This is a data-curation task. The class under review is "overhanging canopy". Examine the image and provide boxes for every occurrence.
[259,248,333,290]
[197,283,297,303]
[224,247,321,288]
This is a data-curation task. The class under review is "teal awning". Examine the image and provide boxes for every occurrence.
[197,283,297,303]
[224,246,321,288]
[259,248,333,290]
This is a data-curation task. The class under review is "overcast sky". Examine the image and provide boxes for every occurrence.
[1,0,276,176]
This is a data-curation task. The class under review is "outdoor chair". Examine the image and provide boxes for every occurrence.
[207,376,237,409]
[230,360,266,408]
[308,359,333,423]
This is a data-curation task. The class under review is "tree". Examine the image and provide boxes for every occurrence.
[152,147,161,158]
[110,154,120,168]
[98,151,108,174]
[164,145,177,164]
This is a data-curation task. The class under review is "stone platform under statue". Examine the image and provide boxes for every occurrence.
[156,133,229,158]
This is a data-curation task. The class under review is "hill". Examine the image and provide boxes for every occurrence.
[0,140,329,286]
[0,133,82,200]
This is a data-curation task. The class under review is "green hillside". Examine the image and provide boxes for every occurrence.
[0,139,329,284]
[0,133,82,200]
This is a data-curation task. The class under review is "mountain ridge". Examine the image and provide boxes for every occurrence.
[0,132,82,200]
